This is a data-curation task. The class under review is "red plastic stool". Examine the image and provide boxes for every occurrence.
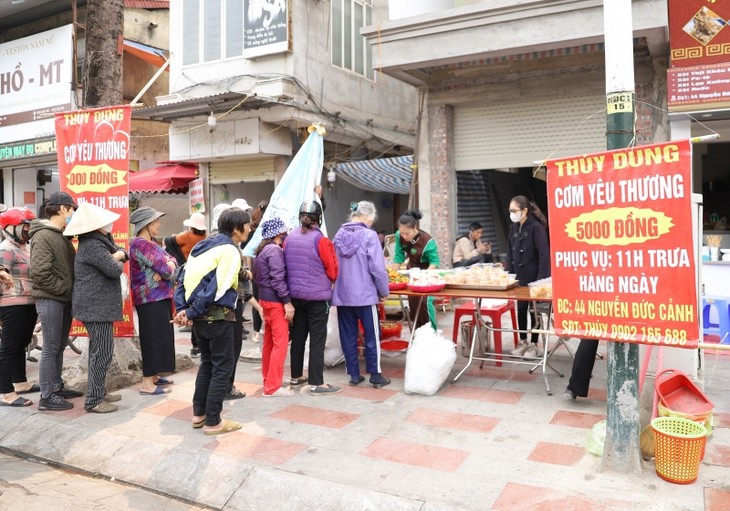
[452,300,518,366]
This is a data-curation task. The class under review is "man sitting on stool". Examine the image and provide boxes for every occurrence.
[453,222,493,267]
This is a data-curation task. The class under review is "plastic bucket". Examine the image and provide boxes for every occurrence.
[651,416,707,484]
[460,320,490,358]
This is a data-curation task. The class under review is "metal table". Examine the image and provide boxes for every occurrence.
[392,286,572,395]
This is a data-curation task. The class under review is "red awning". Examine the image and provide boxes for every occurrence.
[129,163,198,194]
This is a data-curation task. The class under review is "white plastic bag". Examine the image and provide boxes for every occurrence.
[404,325,457,396]
[324,307,344,367]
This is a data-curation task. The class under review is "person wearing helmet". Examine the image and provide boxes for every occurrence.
[283,199,341,395]
[0,208,39,407]
[29,191,84,411]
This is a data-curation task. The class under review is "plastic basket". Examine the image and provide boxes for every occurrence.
[658,402,713,437]
[651,416,707,484]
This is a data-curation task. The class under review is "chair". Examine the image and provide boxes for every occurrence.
[452,300,519,366]
[703,295,730,344]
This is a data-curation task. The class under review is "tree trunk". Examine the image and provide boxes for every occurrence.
[84,0,124,107]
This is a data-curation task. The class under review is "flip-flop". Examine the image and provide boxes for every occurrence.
[154,377,174,385]
[0,396,32,407]
[139,387,171,396]
[192,419,205,429]
[203,419,242,435]
[15,384,40,394]
[289,376,308,386]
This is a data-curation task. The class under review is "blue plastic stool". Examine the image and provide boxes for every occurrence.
[703,295,730,344]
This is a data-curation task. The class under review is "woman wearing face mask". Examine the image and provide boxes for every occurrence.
[0,208,39,407]
[29,192,84,412]
[505,195,550,358]
[65,202,128,413]
[392,209,440,330]
[129,207,177,396]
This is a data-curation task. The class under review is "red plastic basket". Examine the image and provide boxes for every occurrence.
[380,321,403,338]
[408,283,446,293]
[388,282,407,291]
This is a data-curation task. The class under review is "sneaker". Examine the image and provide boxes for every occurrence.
[563,388,577,401]
[369,373,391,389]
[55,386,83,399]
[523,343,539,358]
[510,342,529,356]
[38,394,74,411]
[104,393,122,402]
[190,348,200,358]
[310,384,342,395]
[87,401,118,413]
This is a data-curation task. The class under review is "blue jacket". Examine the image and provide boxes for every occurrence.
[174,234,240,319]
[332,222,389,307]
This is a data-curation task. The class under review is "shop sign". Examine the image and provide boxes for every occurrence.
[0,137,56,161]
[546,140,699,348]
[0,25,73,128]
[669,0,730,68]
[668,62,730,110]
[189,178,205,214]
[55,106,135,337]
[243,0,291,58]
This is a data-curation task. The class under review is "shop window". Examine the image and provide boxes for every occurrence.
[331,0,374,80]
[182,0,243,66]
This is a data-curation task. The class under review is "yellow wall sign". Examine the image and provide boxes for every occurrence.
[66,163,127,194]
[607,92,633,114]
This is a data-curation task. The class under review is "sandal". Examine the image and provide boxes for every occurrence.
[0,396,33,407]
[154,377,174,386]
[204,419,242,436]
[289,376,308,386]
[15,383,40,394]
[192,418,205,429]
[139,387,171,396]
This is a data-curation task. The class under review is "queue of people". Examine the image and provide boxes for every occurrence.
[0,187,567,434]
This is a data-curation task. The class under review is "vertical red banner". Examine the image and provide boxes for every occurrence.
[546,140,699,348]
[55,106,135,337]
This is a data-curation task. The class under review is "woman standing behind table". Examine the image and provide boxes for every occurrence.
[332,201,391,388]
[0,208,39,407]
[65,202,128,413]
[392,209,440,330]
[505,195,550,358]
[129,206,177,396]
[253,218,295,397]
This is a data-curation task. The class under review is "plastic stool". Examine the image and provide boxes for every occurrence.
[703,295,730,344]
[452,300,519,366]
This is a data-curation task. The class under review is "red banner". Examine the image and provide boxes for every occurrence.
[55,106,135,337]
[669,0,730,68]
[546,140,699,348]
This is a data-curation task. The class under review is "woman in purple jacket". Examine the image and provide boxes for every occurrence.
[253,218,295,397]
[332,201,391,388]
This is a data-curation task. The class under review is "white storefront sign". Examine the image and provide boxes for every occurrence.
[0,25,74,130]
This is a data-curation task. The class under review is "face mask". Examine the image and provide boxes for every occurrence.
[65,209,74,225]
[510,212,522,223]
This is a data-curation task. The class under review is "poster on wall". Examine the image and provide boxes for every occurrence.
[189,178,205,214]
[243,0,290,58]
[546,140,699,348]
[55,105,135,337]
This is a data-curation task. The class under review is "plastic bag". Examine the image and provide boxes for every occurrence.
[324,307,344,367]
[404,325,457,396]
[586,420,606,456]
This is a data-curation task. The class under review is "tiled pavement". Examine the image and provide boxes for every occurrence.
[1,310,729,510]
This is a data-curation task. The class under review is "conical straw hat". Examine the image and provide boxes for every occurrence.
[63,201,120,236]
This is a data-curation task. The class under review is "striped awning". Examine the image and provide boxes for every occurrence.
[333,155,412,194]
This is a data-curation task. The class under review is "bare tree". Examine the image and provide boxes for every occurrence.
[84,0,124,107]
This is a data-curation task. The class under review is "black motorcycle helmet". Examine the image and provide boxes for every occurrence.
[299,200,322,226]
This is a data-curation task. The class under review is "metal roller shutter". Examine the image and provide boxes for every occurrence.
[209,157,276,184]
[454,94,607,171]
